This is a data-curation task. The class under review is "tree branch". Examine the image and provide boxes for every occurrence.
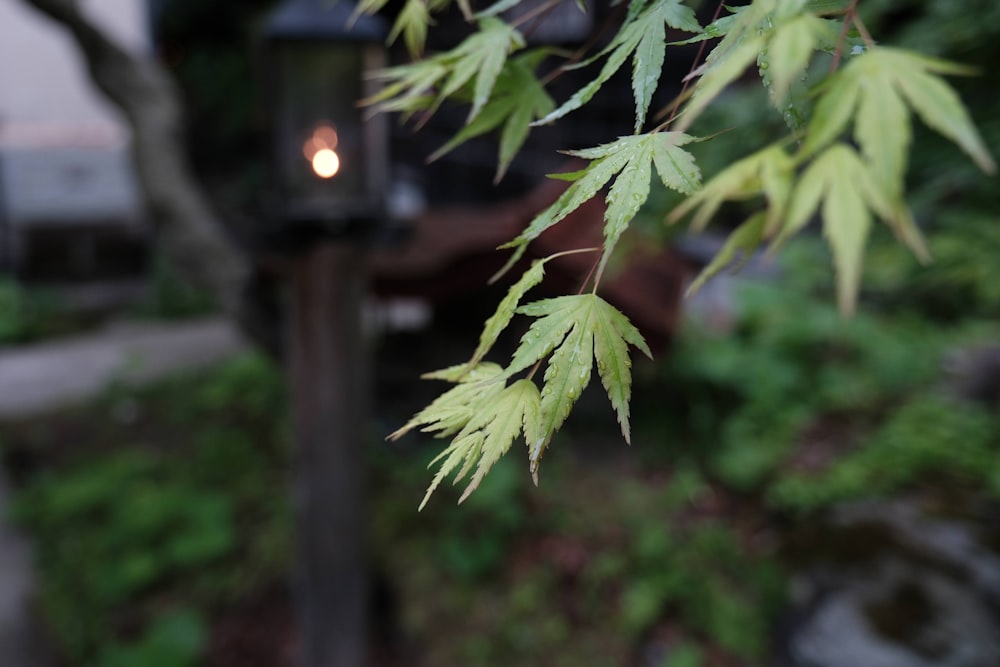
[20,0,281,353]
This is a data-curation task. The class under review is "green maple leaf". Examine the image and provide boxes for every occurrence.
[363,60,449,116]
[389,0,432,57]
[434,18,526,123]
[803,47,996,197]
[676,0,837,132]
[778,144,923,314]
[429,259,549,384]
[508,132,700,253]
[419,379,542,509]
[669,144,793,236]
[673,2,767,132]
[474,0,525,18]
[759,13,832,107]
[389,362,506,441]
[805,0,851,13]
[505,294,652,475]
[686,212,766,296]
[630,0,702,130]
[427,52,554,182]
[532,0,701,131]
[364,19,525,125]
[602,138,655,253]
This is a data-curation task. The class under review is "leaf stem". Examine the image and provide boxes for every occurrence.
[509,0,564,31]
[540,3,626,86]
[547,246,603,262]
[829,0,861,73]
[578,254,602,295]
[852,13,876,50]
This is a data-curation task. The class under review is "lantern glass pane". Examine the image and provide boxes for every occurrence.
[274,43,367,209]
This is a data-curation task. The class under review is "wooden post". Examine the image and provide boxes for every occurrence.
[289,242,369,667]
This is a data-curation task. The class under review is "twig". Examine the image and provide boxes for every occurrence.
[540,3,626,86]
[577,253,602,294]
[829,0,861,73]
[510,0,566,30]
[852,12,876,50]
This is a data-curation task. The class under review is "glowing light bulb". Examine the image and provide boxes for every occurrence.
[312,148,340,178]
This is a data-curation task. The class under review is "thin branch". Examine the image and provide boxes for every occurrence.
[852,12,876,50]
[20,0,282,355]
[547,246,602,261]
[830,0,861,73]
[540,3,626,86]
[578,253,602,294]
[510,0,564,30]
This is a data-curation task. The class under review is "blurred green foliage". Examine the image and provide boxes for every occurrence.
[0,255,218,346]
[661,235,1000,499]
[6,353,289,663]
[130,252,218,321]
[95,608,207,667]
[372,447,784,666]
[6,350,786,666]
[12,450,231,660]
[0,279,81,344]
[771,395,1000,510]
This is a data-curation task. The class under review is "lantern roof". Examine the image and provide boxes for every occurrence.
[265,0,388,42]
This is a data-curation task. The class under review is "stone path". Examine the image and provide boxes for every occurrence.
[0,317,246,665]
[0,318,246,419]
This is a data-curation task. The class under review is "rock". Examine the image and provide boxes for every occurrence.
[780,501,1000,667]
[943,343,1000,410]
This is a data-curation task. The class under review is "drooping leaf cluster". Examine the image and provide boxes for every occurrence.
[365,0,995,504]
[390,258,651,508]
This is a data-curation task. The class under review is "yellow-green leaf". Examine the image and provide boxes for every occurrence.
[854,66,910,196]
[762,14,827,106]
[892,58,996,174]
[669,144,790,232]
[686,212,766,297]
[651,131,701,195]
[510,133,698,255]
[604,140,653,250]
[512,294,650,472]
[506,140,637,247]
[778,144,916,314]
[676,36,763,132]
[427,53,553,182]
[467,259,548,371]
[390,362,506,440]
[800,70,858,157]
[535,0,700,129]
[389,0,431,57]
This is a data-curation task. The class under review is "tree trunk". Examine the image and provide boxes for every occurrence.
[19,0,281,351]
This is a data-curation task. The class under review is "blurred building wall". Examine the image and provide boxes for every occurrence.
[0,0,150,278]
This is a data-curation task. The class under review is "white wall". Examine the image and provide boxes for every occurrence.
[0,0,149,146]
[0,0,151,267]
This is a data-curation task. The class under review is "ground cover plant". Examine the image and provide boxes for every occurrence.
[2,355,291,666]
[1,348,788,666]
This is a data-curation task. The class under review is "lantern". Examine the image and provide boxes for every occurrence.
[265,0,388,230]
